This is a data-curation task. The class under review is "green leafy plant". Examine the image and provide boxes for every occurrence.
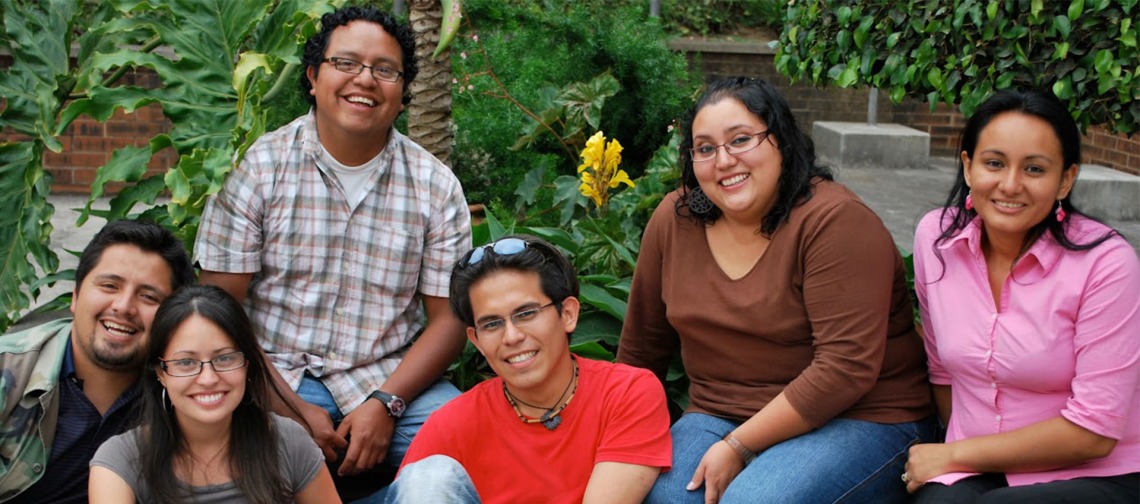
[777,0,1139,133]
[0,0,333,332]
[449,0,697,207]
[664,0,786,37]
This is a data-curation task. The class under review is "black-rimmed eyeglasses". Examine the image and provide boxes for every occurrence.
[158,351,247,377]
[690,131,771,162]
[323,57,404,83]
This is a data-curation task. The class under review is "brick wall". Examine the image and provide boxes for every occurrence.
[0,63,174,194]
[671,40,1138,173]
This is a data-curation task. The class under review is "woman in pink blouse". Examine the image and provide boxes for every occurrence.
[907,89,1140,503]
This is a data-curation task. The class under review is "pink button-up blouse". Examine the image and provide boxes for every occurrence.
[913,209,1140,486]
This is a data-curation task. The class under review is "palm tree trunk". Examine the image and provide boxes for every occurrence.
[408,0,454,167]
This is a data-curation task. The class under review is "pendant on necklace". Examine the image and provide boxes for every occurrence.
[540,411,562,430]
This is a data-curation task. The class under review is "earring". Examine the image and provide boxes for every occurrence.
[162,388,170,410]
[1055,200,1066,222]
[687,186,716,215]
[965,194,974,211]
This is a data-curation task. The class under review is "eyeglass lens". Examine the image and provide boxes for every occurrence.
[466,238,528,266]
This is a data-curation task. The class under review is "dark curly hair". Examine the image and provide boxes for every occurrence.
[299,5,417,107]
[675,77,833,236]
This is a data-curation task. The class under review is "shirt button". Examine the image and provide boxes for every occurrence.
[991,382,997,389]
[995,415,1002,422]
[991,313,998,320]
[985,350,992,357]
[32,463,43,474]
[335,308,345,317]
[328,352,338,360]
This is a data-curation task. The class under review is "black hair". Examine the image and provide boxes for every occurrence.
[299,5,417,107]
[139,285,291,504]
[934,89,1118,258]
[75,219,194,295]
[449,235,579,332]
[675,76,834,235]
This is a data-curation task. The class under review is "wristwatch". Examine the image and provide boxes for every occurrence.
[368,390,407,418]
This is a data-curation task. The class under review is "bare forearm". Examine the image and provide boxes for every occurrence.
[731,392,815,454]
[376,296,466,400]
[946,416,1117,474]
[198,270,253,304]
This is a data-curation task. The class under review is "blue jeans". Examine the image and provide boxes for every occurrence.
[384,455,482,504]
[296,376,460,503]
[646,412,940,504]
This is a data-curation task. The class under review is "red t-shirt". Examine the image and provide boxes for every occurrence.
[401,358,671,503]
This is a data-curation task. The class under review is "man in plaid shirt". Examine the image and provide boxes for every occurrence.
[194,5,471,490]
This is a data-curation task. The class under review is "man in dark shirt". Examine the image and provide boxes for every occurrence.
[0,219,194,503]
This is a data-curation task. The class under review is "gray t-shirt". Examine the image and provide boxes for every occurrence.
[90,414,323,503]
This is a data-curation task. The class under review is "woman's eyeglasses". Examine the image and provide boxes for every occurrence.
[158,351,247,377]
[690,131,771,162]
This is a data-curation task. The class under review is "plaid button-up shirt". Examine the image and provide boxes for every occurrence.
[195,111,472,413]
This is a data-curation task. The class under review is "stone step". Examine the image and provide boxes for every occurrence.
[1070,164,1140,222]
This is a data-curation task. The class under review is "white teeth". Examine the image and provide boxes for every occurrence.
[720,173,749,186]
[193,393,224,404]
[507,351,537,364]
[993,201,1025,208]
[103,321,136,335]
[346,96,375,106]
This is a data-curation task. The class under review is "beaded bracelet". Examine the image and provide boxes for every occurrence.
[722,433,757,465]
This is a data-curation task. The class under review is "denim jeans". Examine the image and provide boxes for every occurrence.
[646,412,940,504]
[383,455,482,504]
[296,376,460,503]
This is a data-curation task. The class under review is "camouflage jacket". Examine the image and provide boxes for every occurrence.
[0,318,70,503]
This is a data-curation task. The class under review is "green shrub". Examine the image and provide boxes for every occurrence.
[450,0,698,207]
[663,0,786,36]
[777,0,1139,133]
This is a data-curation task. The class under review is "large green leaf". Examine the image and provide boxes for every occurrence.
[0,143,57,328]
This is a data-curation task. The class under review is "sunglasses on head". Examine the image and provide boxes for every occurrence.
[463,237,530,267]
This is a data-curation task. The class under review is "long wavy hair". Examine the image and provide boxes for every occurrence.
[675,76,834,235]
[138,285,291,504]
[934,89,1118,257]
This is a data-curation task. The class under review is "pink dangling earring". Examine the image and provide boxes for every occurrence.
[965,194,974,211]
[1055,200,1066,222]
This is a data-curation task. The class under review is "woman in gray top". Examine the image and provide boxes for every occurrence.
[89,285,338,503]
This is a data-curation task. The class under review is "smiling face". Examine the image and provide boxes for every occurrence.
[466,270,578,406]
[963,111,1078,250]
[157,314,248,431]
[691,98,783,227]
[306,20,406,159]
[70,244,174,373]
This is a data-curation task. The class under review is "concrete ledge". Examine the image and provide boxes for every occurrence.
[1071,164,1140,221]
[813,122,930,170]
[667,38,778,55]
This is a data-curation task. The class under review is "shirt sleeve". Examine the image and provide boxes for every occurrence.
[194,151,268,274]
[594,368,673,471]
[418,173,472,298]
[782,198,897,427]
[89,432,144,499]
[1060,238,1140,440]
[275,415,325,493]
[617,198,681,383]
[913,211,951,385]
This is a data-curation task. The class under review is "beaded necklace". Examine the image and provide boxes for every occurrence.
[502,357,579,430]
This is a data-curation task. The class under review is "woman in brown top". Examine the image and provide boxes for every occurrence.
[618,77,936,504]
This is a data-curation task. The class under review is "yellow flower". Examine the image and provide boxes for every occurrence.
[577,131,635,211]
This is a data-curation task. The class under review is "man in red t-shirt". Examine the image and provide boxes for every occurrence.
[386,235,671,504]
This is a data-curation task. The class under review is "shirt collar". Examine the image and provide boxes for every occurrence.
[62,336,78,379]
[937,215,1062,283]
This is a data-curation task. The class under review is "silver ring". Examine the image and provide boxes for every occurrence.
[901,473,910,484]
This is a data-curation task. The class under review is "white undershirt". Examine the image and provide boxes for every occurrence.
[316,144,382,210]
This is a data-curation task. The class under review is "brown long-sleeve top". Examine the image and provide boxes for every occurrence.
[618,180,934,427]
